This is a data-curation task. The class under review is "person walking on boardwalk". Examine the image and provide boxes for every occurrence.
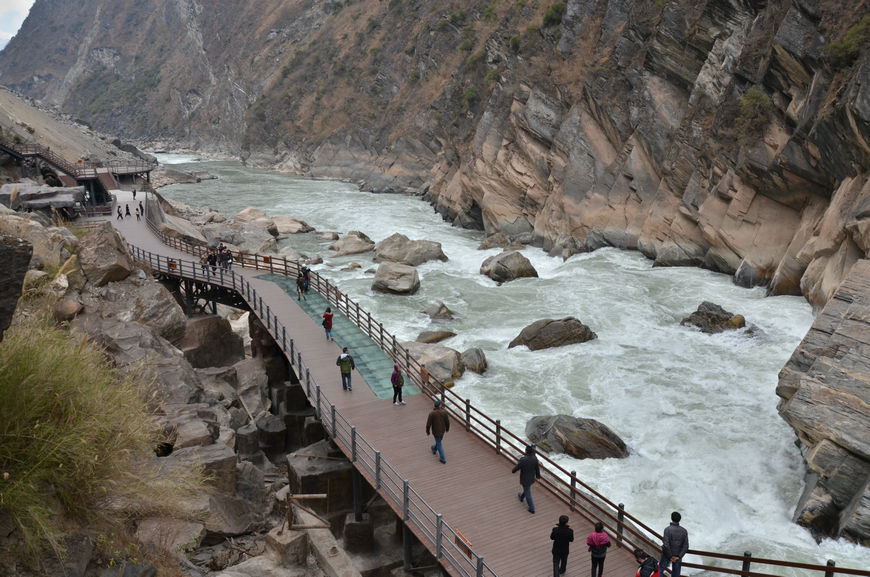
[660,512,688,577]
[586,521,611,577]
[132,188,136,200]
[207,250,218,274]
[301,262,311,294]
[139,200,144,216]
[512,445,541,514]
[116,206,123,220]
[634,549,660,577]
[125,204,131,217]
[550,515,574,577]
[391,364,405,405]
[425,399,449,463]
[322,307,334,341]
[296,272,307,301]
[200,252,209,275]
[135,207,141,221]
[336,347,355,391]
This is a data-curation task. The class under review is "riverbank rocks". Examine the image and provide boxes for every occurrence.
[416,330,455,344]
[371,262,420,294]
[680,301,746,333]
[374,232,448,266]
[78,222,134,286]
[330,230,375,256]
[0,235,31,341]
[400,341,464,382]
[777,259,870,545]
[181,315,245,368]
[422,300,454,320]
[480,250,538,283]
[526,415,629,459]
[509,318,597,351]
[272,215,314,234]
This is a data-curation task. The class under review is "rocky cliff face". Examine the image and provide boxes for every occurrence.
[3,0,870,543]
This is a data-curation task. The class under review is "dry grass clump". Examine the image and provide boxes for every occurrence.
[0,316,203,567]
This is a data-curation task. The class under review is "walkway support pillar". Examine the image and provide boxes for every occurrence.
[352,468,362,522]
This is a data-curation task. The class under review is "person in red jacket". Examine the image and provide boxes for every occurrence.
[322,307,333,341]
[586,521,611,577]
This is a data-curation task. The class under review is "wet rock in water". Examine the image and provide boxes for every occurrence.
[422,300,455,320]
[371,262,420,294]
[681,301,746,334]
[461,347,487,374]
[330,230,375,256]
[374,232,448,265]
[480,250,538,283]
[526,415,629,459]
[509,317,597,351]
[416,330,456,343]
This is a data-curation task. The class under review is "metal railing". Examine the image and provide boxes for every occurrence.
[134,202,870,577]
[0,139,157,178]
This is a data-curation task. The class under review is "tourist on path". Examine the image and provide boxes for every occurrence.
[420,363,430,392]
[125,204,131,217]
[634,549,660,577]
[200,253,209,275]
[425,399,449,463]
[322,307,334,340]
[301,262,311,294]
[132,188,136,200]
[296,273,307,301]
[135,207,140,221]
[512,445,541,514]
[550,515,574,577]
[336,347,355,391]
[116,206,123,220]
[586,521,611,577]
[207,250,217,274]
[138,200,144,216]
[660,511,688,577]
[391,364,405,405]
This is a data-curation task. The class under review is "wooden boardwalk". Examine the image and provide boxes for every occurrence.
[106,205,642,577]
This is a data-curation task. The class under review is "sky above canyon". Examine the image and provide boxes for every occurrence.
[0,0,33,51]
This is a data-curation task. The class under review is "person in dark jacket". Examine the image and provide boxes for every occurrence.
[550,515,574,576]
[660,511,689,577]
[586,521,611,577]
[425,400,450,463]
[512,445,542,513]
[391,363,405,405]
[635,549,659,577]
[336,347,355,391]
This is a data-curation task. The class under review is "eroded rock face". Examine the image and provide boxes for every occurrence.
[508,317,597,351]
[374,232,448,266]
[0,235,31,341]
[777,259,870,545]
[0,213,77,271]
[77,222,134,286]
[371,262,420,294]
[526,415,629,460]
[480,250,538,283]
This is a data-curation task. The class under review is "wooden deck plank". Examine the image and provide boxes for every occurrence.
[106,213,643,577]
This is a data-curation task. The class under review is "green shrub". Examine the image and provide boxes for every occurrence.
[485,68,500,83]
[483,5,496,23]
[543,2,566,27]
[459,40,474,52]
[449,10,467,25]
[825,14,870,66]
[467,50,486,66]
[461,85,479,109]
[509,34,521,52]
[736,86,771,138]
[0,319,201,563]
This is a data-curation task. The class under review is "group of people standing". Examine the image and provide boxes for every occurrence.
[296,263,311,300]
[199,243,233,274]
[116,201,144,221]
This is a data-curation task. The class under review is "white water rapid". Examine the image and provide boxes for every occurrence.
[156,155,870,574]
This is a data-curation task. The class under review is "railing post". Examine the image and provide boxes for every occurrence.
[266,305,271,329]
[305,368,311,397]
[290,338,295,359]
[465,398,471,431]
[570,471,576,512]
[297,351,302,372]
[403,480,410,522]
[495,420,501,454]
[351,426,357,462]
[741,552,751,577]
[392,333,397,357]
[331,404,336,438]
[617,503,625,542]
[282,326,286,352]
[375,451,381,490]
[258,296,263,315]
[435,514,443,559]
[315,386,321,420]
[825,560,836,577]
[476,554,484,577]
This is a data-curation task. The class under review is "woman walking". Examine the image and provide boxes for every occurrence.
[586,521,611,577]
[391,364,405,405]
[322,307,334,341]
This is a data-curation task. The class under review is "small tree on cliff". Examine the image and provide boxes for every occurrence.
[736,86,772,140]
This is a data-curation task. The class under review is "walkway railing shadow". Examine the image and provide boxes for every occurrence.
[134,203,870,577]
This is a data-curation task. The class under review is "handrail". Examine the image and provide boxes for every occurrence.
[0,138,157,178]
[124,243,497,577]
[133,200,870,577]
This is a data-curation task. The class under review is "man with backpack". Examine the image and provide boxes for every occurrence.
[336,347,355,391]
[634,549,660,577]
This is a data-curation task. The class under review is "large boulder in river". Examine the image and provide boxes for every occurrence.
[509,318,597,351]
[461,348,487,374]
[371,262,420,295]
[77,222,134,286]
[422,300,455,320]
[272,215,314,234]
[680,301,746,333]
[374,233,448,266]
[526,415,629,459]
[400,341,464,383]
[480,250,538,283]
[416,330,455,344]
[330,230,375,256]
[201,221,278,254]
